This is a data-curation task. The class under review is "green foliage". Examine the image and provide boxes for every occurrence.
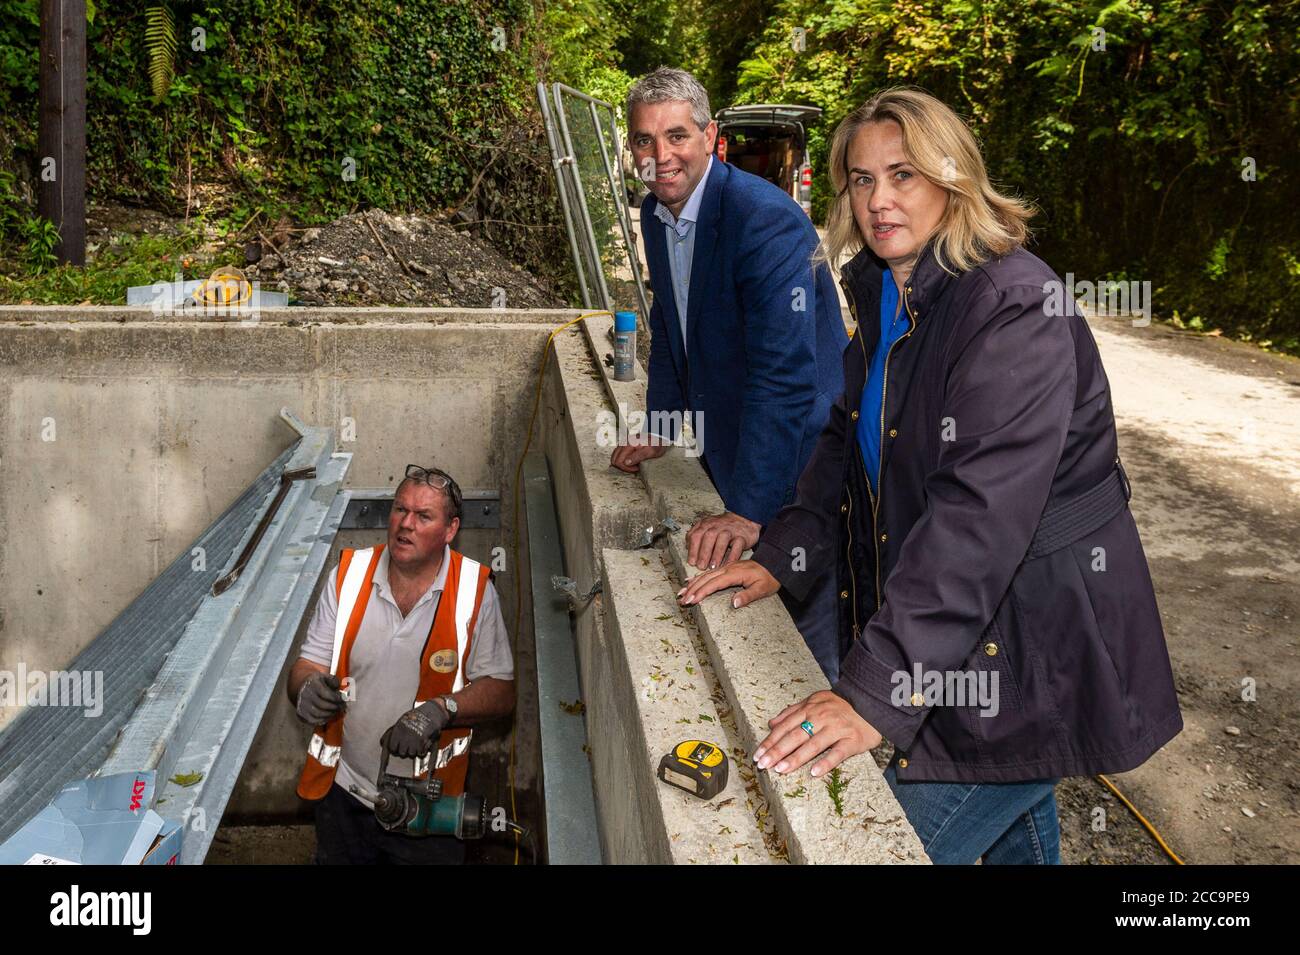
[824,766,848,816]
[0,168,24,235]
[0,224,216,304]
[704,0,1300,352]
[1,0,566,276]
[19,214,59,274]
[0,1,619,301]
[1,0,1294,351]
[1204,236,1231,283]
[145,5,177,103]
[541,0,630,94]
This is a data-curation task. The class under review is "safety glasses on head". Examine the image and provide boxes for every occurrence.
[403,464,463,521]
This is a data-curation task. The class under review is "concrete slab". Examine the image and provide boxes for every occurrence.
[601,548,777,864]
[0,306,585,325]
[543,311,930,857]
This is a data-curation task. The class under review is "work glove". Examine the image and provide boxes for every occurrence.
[296,672,347,725]
[384,701,450,759]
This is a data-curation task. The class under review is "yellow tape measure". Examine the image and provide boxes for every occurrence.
[657,739,728,800]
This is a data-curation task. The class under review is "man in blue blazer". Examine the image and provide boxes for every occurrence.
[610,67,849,678]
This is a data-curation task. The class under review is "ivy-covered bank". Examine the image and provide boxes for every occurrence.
[0,0,572,293]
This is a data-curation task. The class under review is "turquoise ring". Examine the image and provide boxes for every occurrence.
[800,719,815,737]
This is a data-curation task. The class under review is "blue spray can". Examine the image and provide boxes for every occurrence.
[614,310,637,381]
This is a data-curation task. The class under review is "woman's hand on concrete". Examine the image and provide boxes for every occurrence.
[686,511,761,569]
[754,690,883,778]
[676,559,779,609]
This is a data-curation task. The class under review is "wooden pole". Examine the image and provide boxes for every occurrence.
[37,0,87,266]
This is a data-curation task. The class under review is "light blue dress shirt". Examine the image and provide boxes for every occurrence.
[652,155,714,355]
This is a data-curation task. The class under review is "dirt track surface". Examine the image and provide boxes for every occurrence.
[1053,313,1300,865]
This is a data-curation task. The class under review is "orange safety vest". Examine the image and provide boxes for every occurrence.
[297,544,490,800]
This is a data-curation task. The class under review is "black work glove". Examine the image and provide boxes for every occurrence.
[296,672,347,725]
[385,701,451,759]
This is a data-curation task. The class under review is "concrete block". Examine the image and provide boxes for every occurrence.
[601,548,776,864]
[542,326,657,575]
[660,535,927,863]
[578,314,928,864]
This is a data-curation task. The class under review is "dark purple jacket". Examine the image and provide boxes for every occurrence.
[752,242,1183,783]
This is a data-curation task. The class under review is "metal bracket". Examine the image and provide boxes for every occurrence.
[551,575,602,607]
[635,516,681,549]
[212,466,316,595]
[339,490,501,530]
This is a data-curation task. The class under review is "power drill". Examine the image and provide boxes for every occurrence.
[372,744,486,839]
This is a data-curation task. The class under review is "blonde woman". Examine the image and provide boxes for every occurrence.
[679,88,1181,864]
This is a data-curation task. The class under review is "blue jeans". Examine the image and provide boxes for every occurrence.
[883,758,1061,864]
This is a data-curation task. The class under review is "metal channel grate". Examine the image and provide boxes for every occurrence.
[0,443,299,845]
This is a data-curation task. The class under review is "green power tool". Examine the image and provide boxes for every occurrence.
[371,744,485,839]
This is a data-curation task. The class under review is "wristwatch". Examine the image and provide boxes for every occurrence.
[437,694,458,721]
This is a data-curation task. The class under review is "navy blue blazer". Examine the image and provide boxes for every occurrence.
[642,161,848,525]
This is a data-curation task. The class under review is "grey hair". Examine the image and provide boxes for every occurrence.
[625,66,712,132]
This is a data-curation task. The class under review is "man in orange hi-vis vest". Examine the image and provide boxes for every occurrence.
[286,464,515,864]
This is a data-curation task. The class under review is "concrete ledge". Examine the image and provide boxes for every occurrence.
[536,326,658,861]
[0,306,586,325]
[661,537,927,864]
[601,548,776,864]
[541,326,658,583]
[544,313,927,863]
[640,443,928,862]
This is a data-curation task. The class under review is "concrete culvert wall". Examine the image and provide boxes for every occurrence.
[0,305,926,864]
[0,306,558,863]
[538,313,927,863]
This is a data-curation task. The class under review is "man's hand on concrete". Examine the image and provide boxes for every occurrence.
[686,511,761,569]
[385,701,450,758]
[677,558,779,609]
[296,672,347,725]
[754,690,883,778]
[610,434,670,473]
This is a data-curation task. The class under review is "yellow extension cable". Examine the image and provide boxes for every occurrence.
[506,310,612,864]
[1097,773,1185,864]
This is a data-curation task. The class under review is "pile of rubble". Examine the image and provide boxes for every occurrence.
[245,208,563,309]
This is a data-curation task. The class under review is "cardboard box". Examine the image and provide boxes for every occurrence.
[0,770,184,865]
